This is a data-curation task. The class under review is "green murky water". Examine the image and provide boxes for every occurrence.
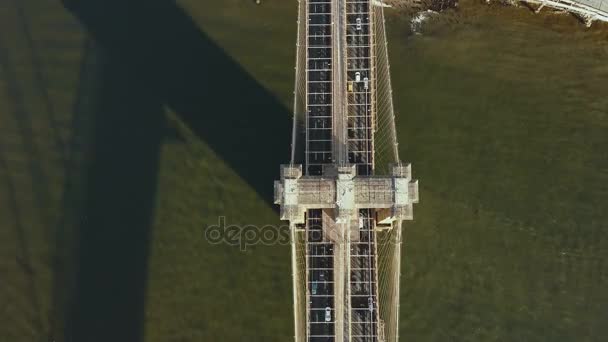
[387,2,608,341]
[0,0,606,340]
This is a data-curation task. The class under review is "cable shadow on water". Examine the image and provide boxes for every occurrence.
[11,0,68,165]
[60,0,292,341]
[0,35,50,341]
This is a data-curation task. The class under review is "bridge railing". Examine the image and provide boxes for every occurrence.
[575,0,608,12]
[521,0,608,24]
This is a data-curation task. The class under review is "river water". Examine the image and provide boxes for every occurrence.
[0,0,606,340]
[387,2,608,340]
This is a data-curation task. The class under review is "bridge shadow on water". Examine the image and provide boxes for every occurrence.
[61,0,291,341]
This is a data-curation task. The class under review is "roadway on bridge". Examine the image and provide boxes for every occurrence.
[305,0,379,341]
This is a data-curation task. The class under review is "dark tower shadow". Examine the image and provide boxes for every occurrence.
[64,0,292,204]
[64,43,165,342]
[60,0,292,341]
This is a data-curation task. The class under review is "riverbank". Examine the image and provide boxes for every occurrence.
[389,0,608,37]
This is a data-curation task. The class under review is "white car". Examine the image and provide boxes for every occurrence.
[356,17,362,30]
[363,77,369,90]
[325,307,332,322]
[355,71,361,82]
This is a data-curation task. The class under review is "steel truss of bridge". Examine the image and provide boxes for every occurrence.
[275,1,419,341]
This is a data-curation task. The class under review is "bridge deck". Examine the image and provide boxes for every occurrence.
[304,0,380,341]
[307,0,334,175]
[346,0,374,176]
[307,210,336,341]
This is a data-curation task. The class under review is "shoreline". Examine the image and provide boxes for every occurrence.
[386,0,608,38]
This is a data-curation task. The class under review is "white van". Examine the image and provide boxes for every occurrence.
[356,18,362,30]
[325,307,332,322]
